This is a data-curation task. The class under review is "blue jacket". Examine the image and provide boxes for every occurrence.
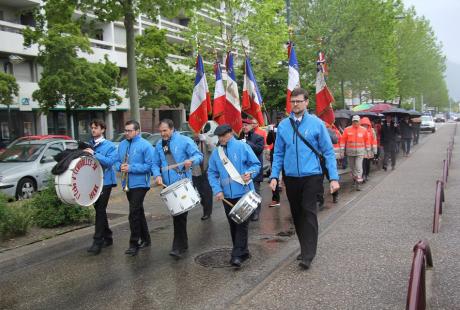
[239,130,264,182]
[270,112,339,181]
[207,137,261,199]
[90,139,117,187]
[151,131,203,186]
[115,135,154,189]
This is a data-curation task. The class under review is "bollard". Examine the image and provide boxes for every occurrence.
[432,180,444,233]
[406,240,434,310]
[442,159,448,184]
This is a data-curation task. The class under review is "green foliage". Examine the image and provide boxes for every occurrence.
[24,182,94,228]
[0,72,19,106]
[0,200,33,240]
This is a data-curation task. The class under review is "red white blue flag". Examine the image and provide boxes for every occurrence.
[189,54,211,133]
[242,57,264,126]
[286,42,300,114]
[315,51,335,125]
[225,52,242,134]
[212,61,226,125]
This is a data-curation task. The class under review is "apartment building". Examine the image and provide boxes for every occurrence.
[0,0,226,144]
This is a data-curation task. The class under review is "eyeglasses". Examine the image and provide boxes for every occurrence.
[290,100,305,105]
[124,129,136,133]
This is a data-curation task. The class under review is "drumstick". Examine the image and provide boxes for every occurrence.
[161,161,187,171]
[222,198,235,207]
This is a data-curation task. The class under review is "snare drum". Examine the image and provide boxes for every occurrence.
[160,178,201,216]
[228,191,261,224]
[55,156,103,207]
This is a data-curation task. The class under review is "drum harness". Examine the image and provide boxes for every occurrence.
[217,146,252,196]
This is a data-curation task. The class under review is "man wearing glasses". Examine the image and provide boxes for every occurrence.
[269,87,340,269]
[115,120,155,256]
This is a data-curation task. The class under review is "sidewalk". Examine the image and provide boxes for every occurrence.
[235,124,459,309]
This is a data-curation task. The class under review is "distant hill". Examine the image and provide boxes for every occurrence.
[446,60,460,101]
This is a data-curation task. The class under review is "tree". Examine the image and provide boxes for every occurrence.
[23,0,121,135]
[134,27,194,109]
[79,0,204,123]
[0,72,19,106]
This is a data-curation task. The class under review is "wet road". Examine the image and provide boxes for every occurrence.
[0,131,435,310]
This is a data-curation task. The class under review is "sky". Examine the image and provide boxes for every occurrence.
[402,0,460,64]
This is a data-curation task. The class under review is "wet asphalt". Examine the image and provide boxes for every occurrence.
[0,125,451,310]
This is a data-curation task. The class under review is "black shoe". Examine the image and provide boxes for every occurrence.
[241,253,251,262]
[87,243,102,255]
[124,247,139,256]
[103,239,113,248]
[250,213,259,221]
[296,254,302,261]
[138,241,151,249]
[230,257,242,268]
[332,196,338,204]
[169,248,187,258]
[201,215,210,220]
[383,166,387,171]
[299,260,311,269]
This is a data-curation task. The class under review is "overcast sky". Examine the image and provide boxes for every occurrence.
[402,0,460,64]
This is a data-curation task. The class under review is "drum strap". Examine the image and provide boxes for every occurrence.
[217,146,251,186]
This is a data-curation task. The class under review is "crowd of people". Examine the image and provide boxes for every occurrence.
[82,87,422,271]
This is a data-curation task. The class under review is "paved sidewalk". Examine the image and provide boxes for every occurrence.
[235,124,459,309]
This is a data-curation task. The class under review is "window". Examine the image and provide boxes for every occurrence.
[42,143,64,162]
[1,122,10,139]
[64,142,78,150]
[13,61,33,82]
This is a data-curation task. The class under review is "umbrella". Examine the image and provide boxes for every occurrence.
[353,111,379,118]
[407,110,422,117]
[369,103,393,113]
[334,109,352,119]
[382,107,410,115]
[352,103,374,112]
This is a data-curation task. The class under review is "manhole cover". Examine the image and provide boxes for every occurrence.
[195,248,233,268]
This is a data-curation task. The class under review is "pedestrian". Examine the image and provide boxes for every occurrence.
[380,115,400,171]
[340,115,370,191]
[84,119,117,255]
[192,132,213,220]
[269,87,340,270]
[239,118,264,221]
[359,117,378,182]
[116,120,154,256]
[412,117,421,145]
[399,116,413,156]
[266,114,284,207]
[207,124,261,268]
[317,122,339,208]
[152,119,203,259]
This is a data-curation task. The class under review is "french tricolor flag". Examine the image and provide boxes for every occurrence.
[315,51,335,125]
[225,52,242,134]
[212,61,226,125]
[286,42,300,114]
[242,56,264,126]
[189,54,211,133]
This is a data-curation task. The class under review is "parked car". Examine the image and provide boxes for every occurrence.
[434,113,446,123]
[0,139,78,199]
[112,132,154,147]
[146,133,162,146]
[420,115,436,133]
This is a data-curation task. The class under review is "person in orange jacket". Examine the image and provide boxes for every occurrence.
[340,115,370,190]
[360,117,378,182]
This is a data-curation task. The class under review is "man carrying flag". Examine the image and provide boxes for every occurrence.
[286,42,300,114]
[225,52,243,134]
[213,61,226,125]
[242,57,264,126]
[189,54,211,133]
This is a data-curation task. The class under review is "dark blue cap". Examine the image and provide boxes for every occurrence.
[214,124,232,136]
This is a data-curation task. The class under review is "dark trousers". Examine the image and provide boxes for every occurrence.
[192,174,213,216]
[383,144,397,169]
[223,197,249,258]
[252,181,262,216]
[363,158,371,178]
[93,185,113,245]
[126,188,150,247]
[272,183,280,202]
[172,212,188,251]
[284,175,323,262]
[401,138,412,154]
[413,127,420,144]
[317,174,338,203]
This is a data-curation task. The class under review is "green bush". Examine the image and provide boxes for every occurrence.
[25,182,94,228]
[0,201,33,240]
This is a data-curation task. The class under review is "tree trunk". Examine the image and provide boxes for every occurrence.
[124,5,140,123]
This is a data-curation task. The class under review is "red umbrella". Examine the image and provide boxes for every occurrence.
[369,103,393,113]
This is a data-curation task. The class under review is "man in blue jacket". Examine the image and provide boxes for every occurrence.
[269,88,340,269]
[152,119,203,259]
[115,120,155,256]
[84,119,117,255]
[208,124,261,268]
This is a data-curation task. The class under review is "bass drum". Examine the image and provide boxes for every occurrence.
[55,156,103,206]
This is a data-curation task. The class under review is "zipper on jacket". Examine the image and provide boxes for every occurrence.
[293,122,300,176]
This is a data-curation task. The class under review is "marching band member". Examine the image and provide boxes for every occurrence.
[151,119,203,259]
[115,120,154,257]
[208,124,261,268]
[192,132,213,220]
[84,119,117,255]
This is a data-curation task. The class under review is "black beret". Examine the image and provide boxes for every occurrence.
[214,124,232,136]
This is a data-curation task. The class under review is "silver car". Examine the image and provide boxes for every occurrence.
[0,139,78,199]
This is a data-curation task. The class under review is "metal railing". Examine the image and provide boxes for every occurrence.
[406,240,433,310]
[432,179,444,233]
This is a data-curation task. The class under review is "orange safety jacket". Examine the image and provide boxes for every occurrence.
[360,117,378,156]
[340,124,370,156]
[331,124,342,159]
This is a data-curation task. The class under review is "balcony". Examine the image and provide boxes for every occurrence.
[0,20,37,56]
[0,0,40,8]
